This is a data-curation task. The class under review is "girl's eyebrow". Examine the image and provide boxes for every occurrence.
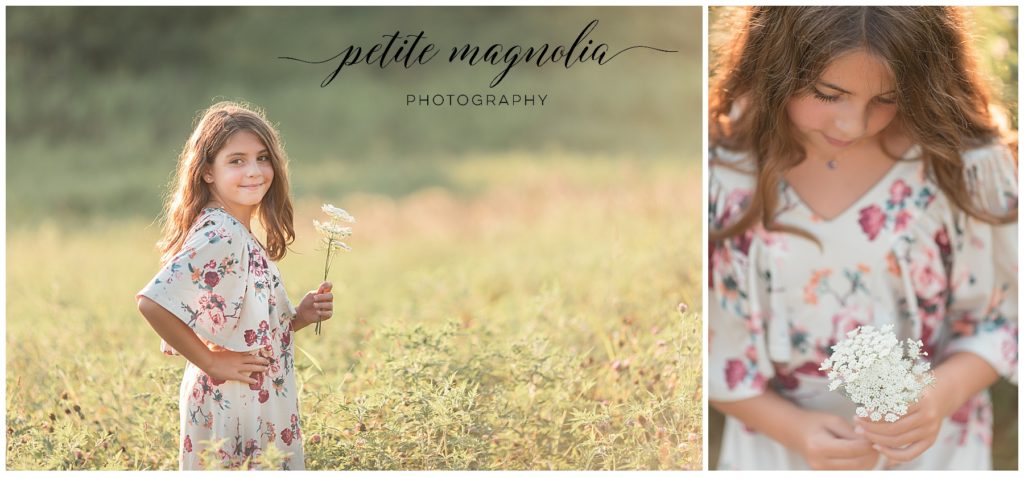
[818,81,852,94]
[227,149,270,157]
[819,81,896,96]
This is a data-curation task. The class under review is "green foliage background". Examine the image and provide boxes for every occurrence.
[6,7,703,470]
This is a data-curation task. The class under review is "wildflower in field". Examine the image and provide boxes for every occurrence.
[313,203,355,335]
[819,324,934,422]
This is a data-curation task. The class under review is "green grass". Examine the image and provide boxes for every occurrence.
[6,155,703,470]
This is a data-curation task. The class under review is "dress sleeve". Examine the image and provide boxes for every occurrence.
[708,159,774,401]
[137,214,250,355]
[944,143,1018,384]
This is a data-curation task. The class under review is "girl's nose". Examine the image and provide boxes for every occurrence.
[834,103,869,139]
[246,162,262,177]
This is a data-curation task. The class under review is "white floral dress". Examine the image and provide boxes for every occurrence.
[137,207,304,470]
[709,144,1018,470]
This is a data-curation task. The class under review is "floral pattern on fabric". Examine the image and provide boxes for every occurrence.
[138,208,304,470]
[708,144,1017,470]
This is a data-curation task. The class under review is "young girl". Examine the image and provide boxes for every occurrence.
[708,7,1017,470]
[136,101,335,470]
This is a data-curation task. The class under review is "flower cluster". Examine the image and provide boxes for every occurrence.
[819,324,935,422]
[313,203,355,335]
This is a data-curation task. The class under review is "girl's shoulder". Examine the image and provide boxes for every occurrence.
[186,207,250,245]
[959,141,1018,215]
[709,146,758,192]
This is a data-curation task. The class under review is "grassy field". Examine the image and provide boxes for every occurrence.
[5,154,703,470]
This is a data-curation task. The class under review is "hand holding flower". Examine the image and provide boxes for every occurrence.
[296,281,334,332]
[794,410,882,470]
[854,385,949,466]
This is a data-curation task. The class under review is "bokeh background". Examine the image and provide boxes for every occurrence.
[6,7,703,470]
[708,6,1019,470]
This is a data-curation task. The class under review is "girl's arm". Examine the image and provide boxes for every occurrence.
[137,296,268,385]
[855,352,999,464]
[712,390,880,470]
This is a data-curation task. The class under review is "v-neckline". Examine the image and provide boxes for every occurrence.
[782,145,921,224]
[202,207,269,253]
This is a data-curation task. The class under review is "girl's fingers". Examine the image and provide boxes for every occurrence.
[826,438,876,459]
[857,414,919,437]
[858,426,926,449]
[824,454,880,470]
[874,439,932,463]
[315,293,334,302]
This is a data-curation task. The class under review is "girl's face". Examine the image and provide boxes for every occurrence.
[786,49,899,155]
[204,129,274,219]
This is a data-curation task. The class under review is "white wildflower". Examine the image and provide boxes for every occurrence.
[321,203,355,223]
[819,324,936,422]
[312,203,356,335]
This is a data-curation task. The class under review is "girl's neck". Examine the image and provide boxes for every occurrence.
[206,201,254,232]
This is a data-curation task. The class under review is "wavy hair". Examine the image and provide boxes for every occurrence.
[158,101,295,263]
[709,6,1016,244]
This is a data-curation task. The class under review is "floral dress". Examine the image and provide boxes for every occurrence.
[137,207,303,470]
[709,143,1018,470]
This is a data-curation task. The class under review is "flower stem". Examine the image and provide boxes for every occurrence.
[317,244,332,335]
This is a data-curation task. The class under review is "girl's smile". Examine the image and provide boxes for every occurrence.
[205,129,275,226]
[786,48,899,159]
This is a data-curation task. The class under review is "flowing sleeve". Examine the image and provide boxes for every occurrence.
[708,156,774,401]
[137,213,251,355]
[944,143,1018,384]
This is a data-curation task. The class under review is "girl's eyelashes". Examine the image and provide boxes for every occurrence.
[812,88,839,103]
[257,155,270,162]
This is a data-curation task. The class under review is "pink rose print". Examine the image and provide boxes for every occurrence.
[210,375,226,386]
[858,205,886,240]
[911,261,945,299]
[935,227,951,258]
[244,330,257,346]
[893,210,912,233]
[204,271,220,288]
[750,372,766,392]
[258,389,270,404]
[281,330,291,347]
[832,304,870,340]
[281,428,294,446]
[184,435,193,453]
[889,179,912,204]
[725,359,747,390]
[197,292,227,332]
[745,345,758,362]
[249,371,264,391]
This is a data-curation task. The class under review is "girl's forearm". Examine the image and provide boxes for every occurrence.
[711,389,812,452]
[137,296,214,371]
[931,352,999,417]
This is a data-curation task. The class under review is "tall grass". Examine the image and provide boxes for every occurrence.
[6,155,703,470]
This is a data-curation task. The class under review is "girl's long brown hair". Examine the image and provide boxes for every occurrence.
[158,101,295,263]
[710,6,1017,244]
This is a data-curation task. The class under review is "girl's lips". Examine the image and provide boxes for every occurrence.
[824,134,855,148]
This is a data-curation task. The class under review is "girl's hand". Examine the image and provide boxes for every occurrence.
[203,350,270,385]
[795,411,881,470]
[296,281,334,328]
[854,386,949,465]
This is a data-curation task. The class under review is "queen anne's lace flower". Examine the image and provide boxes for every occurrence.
[322,204,355,223]
[312,204,355,335]
[819,324,935,422]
